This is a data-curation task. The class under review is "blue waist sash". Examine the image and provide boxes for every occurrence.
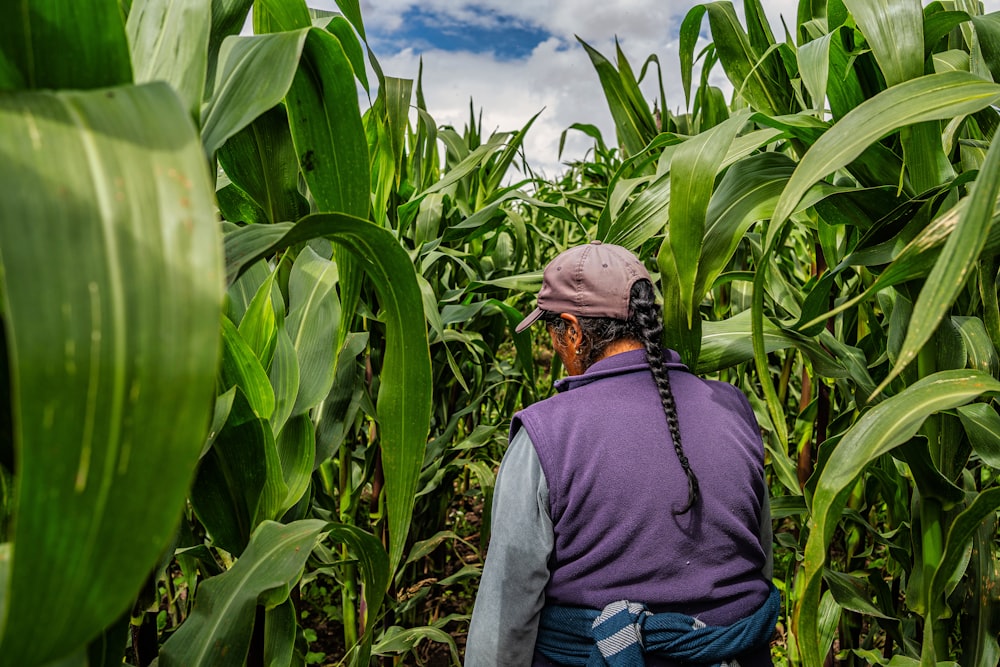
[535,584,780,666]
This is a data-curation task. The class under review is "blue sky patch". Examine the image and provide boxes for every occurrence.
[373,6,551,60]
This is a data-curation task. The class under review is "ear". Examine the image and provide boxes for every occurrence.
[559,313,581,342]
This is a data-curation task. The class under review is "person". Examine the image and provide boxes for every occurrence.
[465,241,777,666]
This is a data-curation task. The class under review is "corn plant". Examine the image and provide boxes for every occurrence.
[0,0,439,665]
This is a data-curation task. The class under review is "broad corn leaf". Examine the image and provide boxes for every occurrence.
[874,124,1000,397]
[223,214,431,574]
[127,0,210,118]
[253,0,311,34]
[286,247,341,417]
[0,0,131,91]
[771,72,1000,229]
[286,29,370,218]
[844,0,924,87]
[0,83,222,664]
[160,520,327,667]
[668,111,746,324]
[201,30,310,156]
[217,105,309,224]
[796,370,1000,665]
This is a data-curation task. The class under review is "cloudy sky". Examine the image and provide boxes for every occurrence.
[307,1,1000,178]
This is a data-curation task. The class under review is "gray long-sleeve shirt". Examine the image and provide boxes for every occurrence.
[464,428,773,666]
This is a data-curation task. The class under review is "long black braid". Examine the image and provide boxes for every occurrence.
[542,279,701,514]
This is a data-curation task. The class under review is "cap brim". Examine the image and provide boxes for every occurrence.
[514,307,544,333]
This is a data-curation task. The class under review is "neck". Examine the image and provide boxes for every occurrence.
[595,338,643,363]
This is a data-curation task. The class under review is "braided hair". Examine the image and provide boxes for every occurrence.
[542,279,701,514]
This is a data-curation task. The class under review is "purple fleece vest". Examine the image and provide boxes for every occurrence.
[511,349,770,627]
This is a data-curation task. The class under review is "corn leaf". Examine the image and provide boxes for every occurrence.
[223,214,431,574]
[190,390,276,555]
[127,0,210,118]
[0,83,221,663]
[668,111,746,324]
[286,246,341,417]
[797,370,1000,665]
[201,30,310,157]
[217,105,309,224]
[0,0,131,91]
[873,117,1000,397]
[772,71,1000,229]
[160,520,327,667]
[253,0,310,34]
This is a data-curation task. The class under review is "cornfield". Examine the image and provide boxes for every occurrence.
[3,0,1000,665]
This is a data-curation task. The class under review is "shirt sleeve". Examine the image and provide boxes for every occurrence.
[465,427,554,667]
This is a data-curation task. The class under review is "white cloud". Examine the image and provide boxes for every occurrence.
[328,0,1000,176]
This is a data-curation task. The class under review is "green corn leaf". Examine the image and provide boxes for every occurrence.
[372,625,460,665]
[0,0,132,91]
[217,104,310,224]
[127,0,210,118]
[190,390,275,555]
[223,213,431,574]
[263,598,296,667]
[0,83,222,663]
[705,1,788,115]
[324,16,371,93]
[668,111,747,325]
[227,258,272,323]
[679,6,708,110]
[772,72,1000,228]
[658,238,702,366]
[954,316,1000,376]
[220,316,276,420]
[332,0,367,40]
[204,0,254,100]
[873,114,1000,398]
[238,269,280,370]
[823,569,895,619]
[286,247,341,417]
[315,332,368,464]
[286,28,370,218]
[797,370,1000,665]
[218,182,270,225]
[285,26,370,354]
[957,403,1000,469]
[603,128,782,250]
[160,520,327,667]
[327,522,391,665]
[578,37,657,158]
[268,318,300,436]
[276,415,316,514]
[798,32,834,112]
[694,151,795,311]
[202,30,310,157]
[925,11,972,57]
[929,487,1000,606]
[253,0,310,34]
[972,13,1000,82]
[203,387,237,458]
[698,309,846,378]
[845,0,924,87]
[962,497,1000,666]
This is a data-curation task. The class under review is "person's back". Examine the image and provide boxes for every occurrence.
[466,241,776,666]
[514,348,772,666]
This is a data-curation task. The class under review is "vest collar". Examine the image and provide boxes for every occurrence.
[554,348,689,393]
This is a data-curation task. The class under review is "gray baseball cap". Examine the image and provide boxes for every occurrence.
[515,240,651,333]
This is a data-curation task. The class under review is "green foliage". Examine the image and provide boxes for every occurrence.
[8,0,1000,665]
